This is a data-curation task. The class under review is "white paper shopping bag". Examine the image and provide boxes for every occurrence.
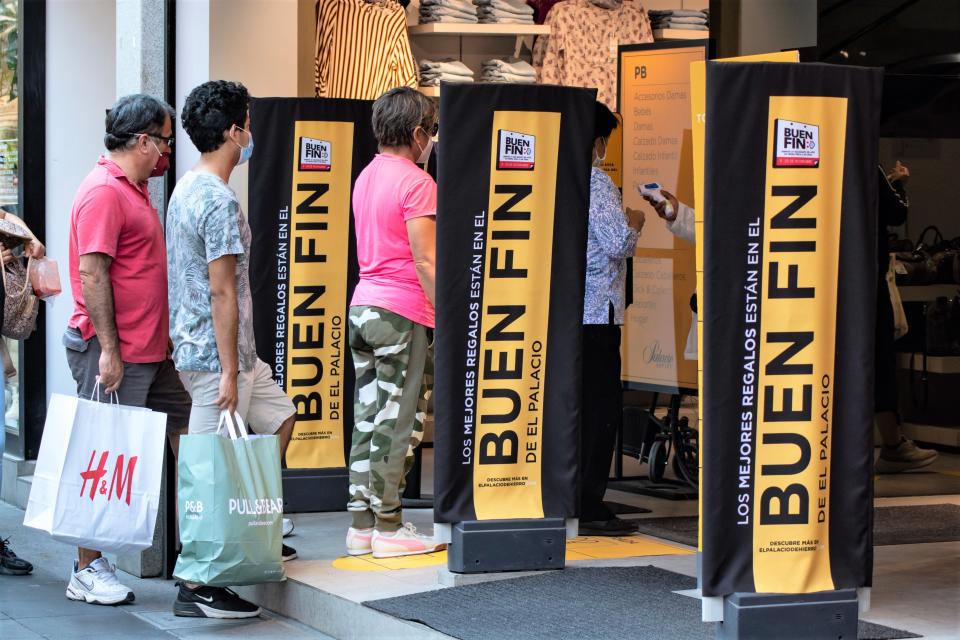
[24,393,167,554]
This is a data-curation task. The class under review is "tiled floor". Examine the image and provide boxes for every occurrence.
[0,502,332,640]
[3,447,957,639]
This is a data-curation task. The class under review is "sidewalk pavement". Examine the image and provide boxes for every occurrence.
[0,501,332,640]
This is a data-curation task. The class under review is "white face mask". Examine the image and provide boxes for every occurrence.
[594,138,608,166]
[233,126,254,165]
[415,127,435,165]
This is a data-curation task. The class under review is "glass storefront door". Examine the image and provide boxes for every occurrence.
[0,0,22,445]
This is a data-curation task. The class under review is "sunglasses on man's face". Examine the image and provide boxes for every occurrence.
[126,132,175,148]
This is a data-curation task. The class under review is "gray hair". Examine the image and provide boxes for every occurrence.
[371,87,437,149]
[104,94,175,151]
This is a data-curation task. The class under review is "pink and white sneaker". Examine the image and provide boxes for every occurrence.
[346,527,374,556]
[371,523,445,559]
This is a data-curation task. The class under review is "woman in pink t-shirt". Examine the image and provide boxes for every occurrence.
[345,87,443,559]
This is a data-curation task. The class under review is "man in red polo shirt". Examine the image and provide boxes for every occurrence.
[63,94,191,606]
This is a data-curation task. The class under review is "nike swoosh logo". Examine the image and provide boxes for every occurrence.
[75,575,94,591]
[194,594,215,603]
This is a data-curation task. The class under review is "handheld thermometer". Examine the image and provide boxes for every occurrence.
[637,182,674,218]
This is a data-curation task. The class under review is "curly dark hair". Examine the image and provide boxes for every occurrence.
[181,80,250,153]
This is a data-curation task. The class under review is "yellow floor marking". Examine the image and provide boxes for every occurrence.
[566,535,692,560]
[332,535,691,572]
[939,470,960,478]
[332,550,447,571]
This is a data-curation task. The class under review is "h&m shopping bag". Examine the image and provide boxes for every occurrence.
[174,412,284,586]
[23,393,167,555]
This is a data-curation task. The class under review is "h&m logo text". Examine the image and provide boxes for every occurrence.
[79,450,138,506]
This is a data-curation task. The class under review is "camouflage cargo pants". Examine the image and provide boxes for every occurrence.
[347,305,432,532]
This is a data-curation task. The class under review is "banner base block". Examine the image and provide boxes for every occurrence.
[282,468,348,513]
[716,590,859,640]
[447,519,567,574]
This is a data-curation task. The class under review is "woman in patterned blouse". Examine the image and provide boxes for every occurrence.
[579,101,645,536]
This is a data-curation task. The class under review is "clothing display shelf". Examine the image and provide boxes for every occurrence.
[410,23,549,97]
[898,283,959,302]
[896,353,960,376]
[408,23,550,36]
[652,28,708,40]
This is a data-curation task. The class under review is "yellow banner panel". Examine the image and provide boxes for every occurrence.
[753,96,847,593]
[285,121,354,469]
[473,111,561,520]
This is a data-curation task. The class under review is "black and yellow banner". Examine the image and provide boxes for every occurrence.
[701,63,882,596]
[248,98,377,470]
[434,84,596,522]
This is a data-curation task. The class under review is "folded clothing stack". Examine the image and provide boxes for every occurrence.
[480,58,537,83]
[420,59,475,86]
[473,0,535,24]
[649,8,709,31]
[419,0,478,24]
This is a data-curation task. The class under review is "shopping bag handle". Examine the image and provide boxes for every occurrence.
[91,376,120,405]
[218,410,250,441]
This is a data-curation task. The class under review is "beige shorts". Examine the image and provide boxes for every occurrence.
[179,359,295,436]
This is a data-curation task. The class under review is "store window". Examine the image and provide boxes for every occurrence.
[0,0,22,439]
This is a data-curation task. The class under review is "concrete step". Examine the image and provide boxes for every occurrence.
[236,577,450,640]
[902,423,960,448]
[15,474,33,510]
[1,454,34,506]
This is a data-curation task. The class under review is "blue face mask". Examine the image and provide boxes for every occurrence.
[235,127,254,165]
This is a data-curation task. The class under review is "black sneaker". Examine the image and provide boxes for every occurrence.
[579,517,640,537]
[282,544,298,562]
[173,582,261,619]
[0,537,33,576]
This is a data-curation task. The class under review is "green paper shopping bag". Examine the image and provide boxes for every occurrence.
[174,412,285,586]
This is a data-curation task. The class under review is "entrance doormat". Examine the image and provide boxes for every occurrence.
[873,504,960,545]
[605,501,652,515]
[364,566,920,640]
[630,504,960,548]
[632,516,700,547]
[875,470,960,498]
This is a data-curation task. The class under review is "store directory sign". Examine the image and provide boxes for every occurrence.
[617,42,706,394]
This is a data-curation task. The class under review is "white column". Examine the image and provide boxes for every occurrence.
[116,0,169,219]
[174,0,211,180]
[45,0,117,402]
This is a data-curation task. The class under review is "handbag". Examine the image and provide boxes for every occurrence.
[1,256,39,339]
[915,225,960,284]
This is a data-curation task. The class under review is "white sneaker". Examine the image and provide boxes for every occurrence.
[346,527,374,556]
[65,558,134,605]
[282,518,295,538]
[371,523,445,559]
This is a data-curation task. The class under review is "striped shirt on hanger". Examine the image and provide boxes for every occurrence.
[315,0,419,100]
